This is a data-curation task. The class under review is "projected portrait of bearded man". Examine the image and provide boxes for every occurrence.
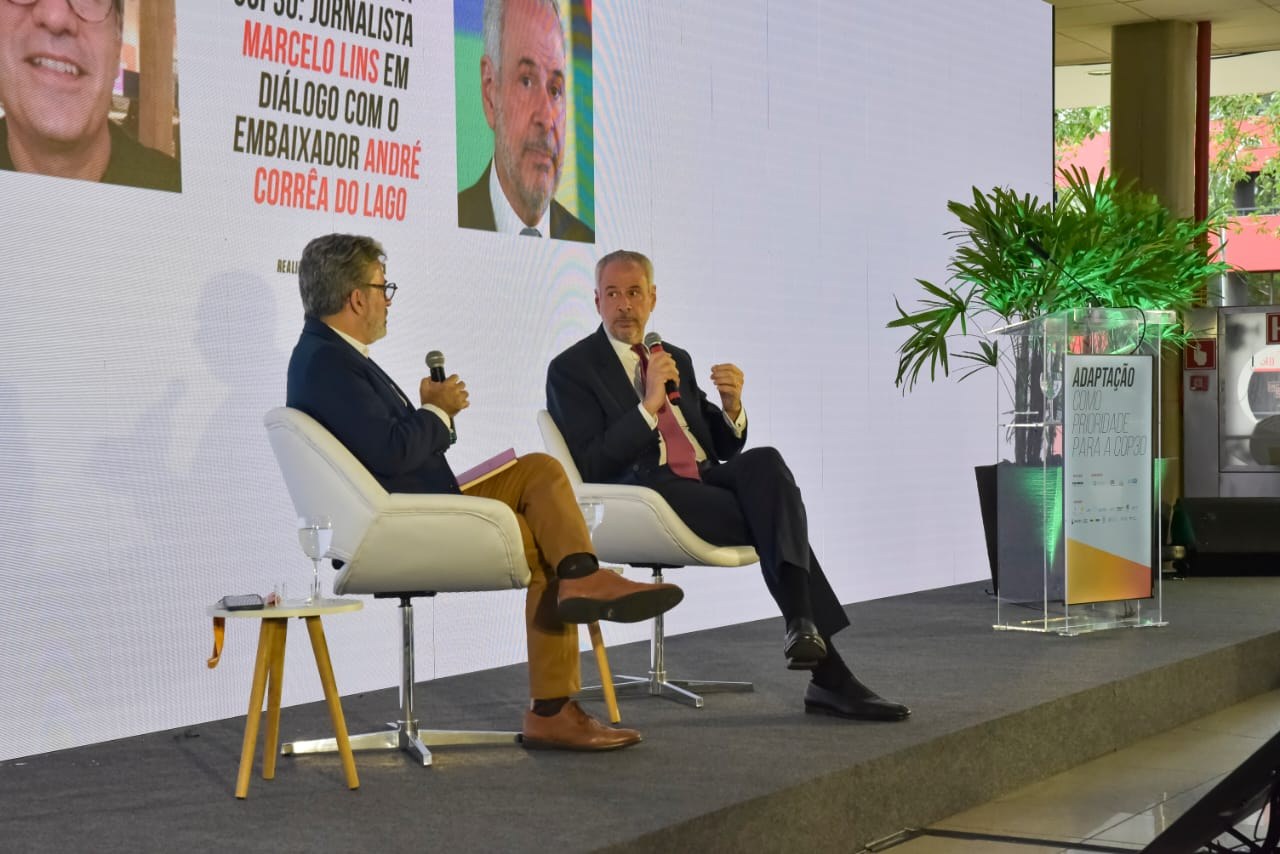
[455,0,594,242]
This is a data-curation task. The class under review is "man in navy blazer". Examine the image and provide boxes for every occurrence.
[546,250,910,722]
[286,234,682,750]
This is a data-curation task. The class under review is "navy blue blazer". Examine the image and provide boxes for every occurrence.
[545,326,746,484]
[286,317,459,494]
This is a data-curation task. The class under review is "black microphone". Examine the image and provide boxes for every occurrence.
[643,331,681,405]
[425,350,458,442]
[425,350,447,383]
[1025,236,1103,308]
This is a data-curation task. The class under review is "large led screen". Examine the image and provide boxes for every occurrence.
[0,0,1050,760]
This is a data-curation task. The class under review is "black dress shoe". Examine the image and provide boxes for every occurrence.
[783,618,827,670]
[804,680,911,721]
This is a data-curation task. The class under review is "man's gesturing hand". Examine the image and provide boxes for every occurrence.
[420,374,470,417]
[710,363,743,420]
[642,349,679,415]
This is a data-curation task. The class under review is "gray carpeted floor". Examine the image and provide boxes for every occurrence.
[5,578,1280,853]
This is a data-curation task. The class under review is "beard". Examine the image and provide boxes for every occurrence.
[494,106,562,223]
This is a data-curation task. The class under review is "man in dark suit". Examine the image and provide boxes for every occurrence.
[286,234,682,750]
[456,0,593,242]
[546,250,910,722]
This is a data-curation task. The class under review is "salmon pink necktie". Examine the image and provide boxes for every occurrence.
[633,344,701,480]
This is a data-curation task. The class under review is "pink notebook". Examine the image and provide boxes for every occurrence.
[457,448,518,491]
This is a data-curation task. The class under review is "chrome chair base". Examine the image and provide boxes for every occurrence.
[283,724,518,767]
[282,596,518,768]
[578,673,753,709]
[575,568,755,709]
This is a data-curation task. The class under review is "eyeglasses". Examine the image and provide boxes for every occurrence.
[361,282,398,302]
[7,0,118,25]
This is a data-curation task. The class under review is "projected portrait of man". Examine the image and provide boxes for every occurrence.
[0,0,180,192]
[456,0,594,242]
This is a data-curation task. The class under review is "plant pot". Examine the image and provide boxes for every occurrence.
[975,461,1066,601]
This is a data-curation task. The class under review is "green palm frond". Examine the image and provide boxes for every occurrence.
[888,167,1233,391]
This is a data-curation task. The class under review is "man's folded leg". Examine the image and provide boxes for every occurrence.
[474,454,680,747]
[522,524,644,750]
[554,553,683,624]
[466,454,684,625]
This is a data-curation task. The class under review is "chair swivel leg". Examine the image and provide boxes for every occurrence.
[284,596,518,766]
[577,568,754,709]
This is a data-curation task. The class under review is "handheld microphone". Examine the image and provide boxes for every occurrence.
[425,350,447,383]
[424,350,458,443]
[1025,236,1103,308]
[643,331,681,405]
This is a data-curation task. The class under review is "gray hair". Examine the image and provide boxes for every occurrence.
[482,0,565,75]
[595,250,654,290]
[298,234,385,319]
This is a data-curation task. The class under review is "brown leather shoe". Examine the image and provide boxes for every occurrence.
[557,569,683,624]
[521,701,642,751]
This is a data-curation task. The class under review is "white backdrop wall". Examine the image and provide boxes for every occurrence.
[0,0,1050,760]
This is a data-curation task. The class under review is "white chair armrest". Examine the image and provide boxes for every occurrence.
[537,408,757,568]
[576,483,759,568]
[333,493,531,595]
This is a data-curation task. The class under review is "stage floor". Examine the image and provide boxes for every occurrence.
[4,578,1280,853]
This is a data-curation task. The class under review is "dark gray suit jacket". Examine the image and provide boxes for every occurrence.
[545,326,746,484]
[458,162,595,243]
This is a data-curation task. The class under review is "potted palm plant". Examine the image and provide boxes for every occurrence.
[888,167,1231,590]
[889,166,1229,393]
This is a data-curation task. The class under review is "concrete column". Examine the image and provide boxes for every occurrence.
[1110,20,1198,508]
[1110,20,1197,215]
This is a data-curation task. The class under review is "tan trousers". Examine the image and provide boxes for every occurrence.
[464,452,591,699]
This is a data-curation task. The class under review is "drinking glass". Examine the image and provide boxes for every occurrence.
[578,499,604,535]
[1039,338,1064,423]
[297,515,333,604]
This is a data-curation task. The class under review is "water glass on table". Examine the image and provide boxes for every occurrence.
[297,515,333,604]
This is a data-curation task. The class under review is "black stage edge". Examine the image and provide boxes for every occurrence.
[4,579,1280,853]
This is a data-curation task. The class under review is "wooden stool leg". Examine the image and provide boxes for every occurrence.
[304,616,359,790]
[587,621,620,724]
[261,619,288,780]
[235,620,275,799]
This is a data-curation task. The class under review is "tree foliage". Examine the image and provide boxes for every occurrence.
[1054,94,1280,219]
[1207,93,1280,218]
[1055,105,1111,150]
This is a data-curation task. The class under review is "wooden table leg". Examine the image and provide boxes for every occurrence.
[587,622,620,724]
[304,616,359,790]
[261,619,288,780]
[235,620,275,799]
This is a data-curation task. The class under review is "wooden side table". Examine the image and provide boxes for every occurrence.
[207,598,363,799]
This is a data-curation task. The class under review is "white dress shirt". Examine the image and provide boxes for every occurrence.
[489,162,551,238]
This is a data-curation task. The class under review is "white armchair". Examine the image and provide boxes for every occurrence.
[265,407,529,766]
[537,410,759,708]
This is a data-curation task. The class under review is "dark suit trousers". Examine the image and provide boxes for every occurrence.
[643,447,850,638]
